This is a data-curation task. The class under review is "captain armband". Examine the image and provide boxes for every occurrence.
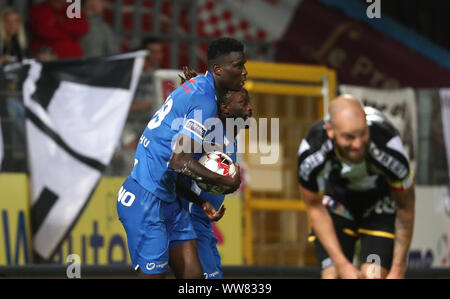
[388,171,414,192]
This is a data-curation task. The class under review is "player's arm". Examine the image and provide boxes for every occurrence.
[387,184,415,279]
[176,174,205,206]
[170,133,241,194]
[378,131,415,279]
[301,187,362,279]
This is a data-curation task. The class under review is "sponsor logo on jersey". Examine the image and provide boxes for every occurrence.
[184,119,207,140]
[362,196,396,218]
[146,261,168,271]
[204,270,221,279]
[299,140,333,181]
[368,142,408,179]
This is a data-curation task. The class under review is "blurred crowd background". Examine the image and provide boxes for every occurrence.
[1,0,449,183]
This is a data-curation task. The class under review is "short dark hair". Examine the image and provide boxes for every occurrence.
[219,88,248,107]
[207,37,244,65]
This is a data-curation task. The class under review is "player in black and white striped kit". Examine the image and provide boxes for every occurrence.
[298,94,415,279]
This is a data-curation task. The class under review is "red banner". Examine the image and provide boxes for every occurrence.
[276,0,450,88]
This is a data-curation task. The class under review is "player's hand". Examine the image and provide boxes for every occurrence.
[385,272,404,279]
[223,163,241,194]
[385,265,406,279]
[336,262,363,279]
[203,202,226,222]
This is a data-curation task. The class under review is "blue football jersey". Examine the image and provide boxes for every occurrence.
[131,72,219,203]
[181,120,238,223]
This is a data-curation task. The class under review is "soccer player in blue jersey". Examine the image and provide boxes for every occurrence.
[177,87,253,279]
[116,37,247,278]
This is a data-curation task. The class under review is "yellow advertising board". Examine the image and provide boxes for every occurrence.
[54,176,243,266]
[0,174,243,266]
[0,173,32,265]
[214,195,243,265]
[51,176,128,265]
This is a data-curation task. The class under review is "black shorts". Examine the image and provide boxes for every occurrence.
[309,197,395,270]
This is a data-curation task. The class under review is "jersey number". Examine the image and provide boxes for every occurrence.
[117,187,135,207]
[147,97,173,130]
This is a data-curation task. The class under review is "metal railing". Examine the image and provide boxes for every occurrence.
[107,0,275,71]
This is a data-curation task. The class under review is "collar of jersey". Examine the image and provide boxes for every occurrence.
[204,71,218,102]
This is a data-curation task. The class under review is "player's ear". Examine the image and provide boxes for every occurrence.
[325,121,334,140]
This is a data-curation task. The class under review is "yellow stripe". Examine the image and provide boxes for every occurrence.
[308,229,393,242]
[245,80,322,97]
[388,180,403,188]
[357,228,395,239]
[244,61,331,82]
[342,228,358,237]
[388,170,414,189]
[308,228,357,242]
[247,198,306,212]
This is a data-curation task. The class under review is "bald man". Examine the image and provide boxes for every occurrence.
[298,95,415,279]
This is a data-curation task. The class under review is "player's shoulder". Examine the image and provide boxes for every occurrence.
[365,107,410,179]
[184,76,217,104]
[182,74,214,96]
[366,107,400,145]
[297,120,333,183]
[171,76,217,114]
[299,120,330,154]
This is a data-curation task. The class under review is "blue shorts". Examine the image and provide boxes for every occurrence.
[190,209,223,279]
[117,176,197,274]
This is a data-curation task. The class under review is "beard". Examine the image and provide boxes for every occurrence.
[334,141,368,164]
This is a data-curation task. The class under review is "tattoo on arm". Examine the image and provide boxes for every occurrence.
[394,216,413,246]
[392,186,415,264]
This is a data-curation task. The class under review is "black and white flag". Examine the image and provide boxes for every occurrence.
[23,52,145,261]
